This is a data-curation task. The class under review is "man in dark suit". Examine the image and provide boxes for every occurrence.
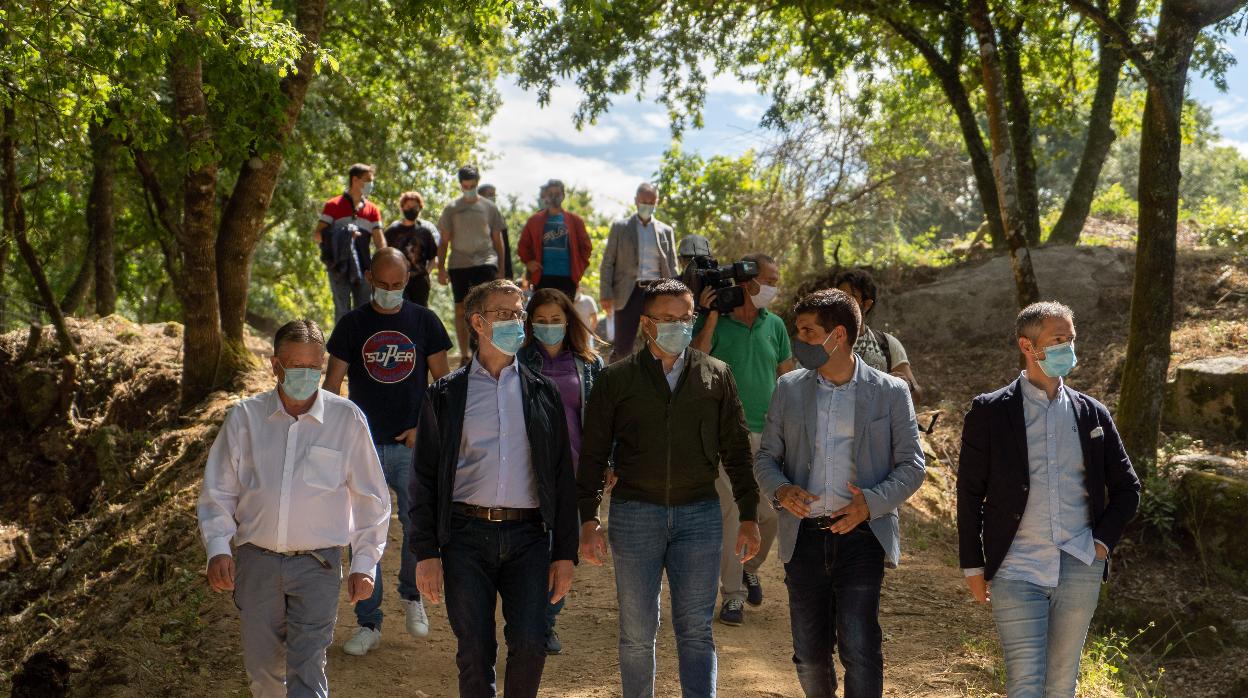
[957,301,1141,698]
[409,279,578,698]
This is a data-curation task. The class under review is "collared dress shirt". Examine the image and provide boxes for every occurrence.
[452,356,539,508]
[806,361,858,516]
[197,389,391,579]
[637,217,661,282]
[992,372,1098,587]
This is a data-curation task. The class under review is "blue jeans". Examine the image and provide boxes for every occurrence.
[783,524,885,698]
[328,270,369,322]
[443,515,550,698]
[608,497,722,698]
[354,443,418,630]
[991,552,1106,698]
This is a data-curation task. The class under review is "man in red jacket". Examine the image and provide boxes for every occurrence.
[518,179,592,298]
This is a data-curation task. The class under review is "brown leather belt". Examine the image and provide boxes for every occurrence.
[453,503,542,523]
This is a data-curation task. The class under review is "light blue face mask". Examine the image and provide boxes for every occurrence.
[533,322,566,347]
[1035,341,1077,378]
[488,319,525,356]
[652,321,693,355]
[373,286,404,310]
[280,365,321,401]
[362,180,375,196]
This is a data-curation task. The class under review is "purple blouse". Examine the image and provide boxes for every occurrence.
[540,345,583,472]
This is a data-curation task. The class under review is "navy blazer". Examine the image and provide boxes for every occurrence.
[956,377,1141,581]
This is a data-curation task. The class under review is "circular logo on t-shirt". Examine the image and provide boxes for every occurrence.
[362,331,416,384]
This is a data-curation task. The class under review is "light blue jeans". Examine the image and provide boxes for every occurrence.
[991,552,1106,698]
[608,497,722,698]
[354,442,417,630]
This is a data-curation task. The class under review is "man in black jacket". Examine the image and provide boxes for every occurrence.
[578,278,761,698]
[410,279,577,698]
[957,301,1140,698]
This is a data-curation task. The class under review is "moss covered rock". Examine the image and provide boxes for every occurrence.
[1176,469,1248,575]
[1164,356,1248,441]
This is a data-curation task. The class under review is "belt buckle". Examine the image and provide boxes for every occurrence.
[487,507,505,522]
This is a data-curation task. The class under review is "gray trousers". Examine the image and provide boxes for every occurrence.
[235,543,342,698]
[715,431,779,603]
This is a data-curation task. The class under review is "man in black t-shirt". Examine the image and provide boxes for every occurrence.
[325,248,453,655]
[384,191,440,307]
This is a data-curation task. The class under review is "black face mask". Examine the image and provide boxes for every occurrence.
[403,207,419,221]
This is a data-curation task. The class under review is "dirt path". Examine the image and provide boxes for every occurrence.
[199,489,1000,697]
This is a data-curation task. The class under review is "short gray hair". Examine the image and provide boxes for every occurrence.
[636,182,659,198]
[274,319,326,354]
[1016,301,1074,339]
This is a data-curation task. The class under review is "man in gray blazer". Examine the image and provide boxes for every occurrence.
[599,182,677,361]
[754,288,925,698]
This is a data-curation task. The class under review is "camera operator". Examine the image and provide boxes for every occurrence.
[691,252,793,628]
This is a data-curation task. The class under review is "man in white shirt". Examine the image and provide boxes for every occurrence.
[198,319,391,697]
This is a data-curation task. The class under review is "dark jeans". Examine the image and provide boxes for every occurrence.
[443,514,550,698]
[354,443,418,630]
[783,524,885,698]
[610,283,646,362]
[536,274,577,298]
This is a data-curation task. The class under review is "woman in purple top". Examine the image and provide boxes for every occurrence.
[518,287,605,656]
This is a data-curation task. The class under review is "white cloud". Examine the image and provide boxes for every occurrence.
[1217,138,1248,157]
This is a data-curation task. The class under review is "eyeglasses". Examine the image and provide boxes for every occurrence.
[645,314,695,324]
[479,308,527,322]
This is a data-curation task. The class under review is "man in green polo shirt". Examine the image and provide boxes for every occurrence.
[692,252,794,627]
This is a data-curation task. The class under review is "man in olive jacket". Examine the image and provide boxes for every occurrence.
[578,279,761,698]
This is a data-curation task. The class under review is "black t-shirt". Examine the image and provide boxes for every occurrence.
[326,301,453,442]
[385,221,439,276]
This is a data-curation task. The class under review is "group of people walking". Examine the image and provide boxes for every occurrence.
[197,163,1142,698]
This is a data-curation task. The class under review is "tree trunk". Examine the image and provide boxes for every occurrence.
[215,0,327,377]
[91,119,119,315]
[1115,7,1198,470]
[2,100,78,357]
[1049,0,1139,244]
[999,17,1043,247]
[170,2,223,410]
[967,0,1041,307]
[59,230,98,314]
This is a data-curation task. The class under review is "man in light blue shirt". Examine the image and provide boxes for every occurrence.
[957,301,1140,698]
[754,289,925,698]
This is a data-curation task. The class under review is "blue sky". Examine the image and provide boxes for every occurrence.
[485,35,1247,218]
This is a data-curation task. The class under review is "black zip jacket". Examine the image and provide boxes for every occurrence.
[577,347,758,524]
[409,362,579,563]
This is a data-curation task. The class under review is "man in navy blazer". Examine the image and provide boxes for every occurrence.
[755,288,925,698]
[957,301,1140,698]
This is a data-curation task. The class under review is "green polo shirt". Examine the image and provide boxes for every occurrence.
[694,308,792,433]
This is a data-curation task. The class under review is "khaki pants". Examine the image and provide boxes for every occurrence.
[715,431,779,603]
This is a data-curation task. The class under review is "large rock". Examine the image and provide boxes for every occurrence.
[871,246,1132,347]
[1176,469,1248,574]
[1164,355,1248,441]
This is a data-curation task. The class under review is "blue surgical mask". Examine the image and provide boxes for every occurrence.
[463,186,478,200]
[373,287,404,311]
[362,181,375,196]
[488,319,525,356]
[280,365,321,401]
[637,203,656,220]
[533,322,566,347]
[1035,341,1077,378]
[652,321,693,355]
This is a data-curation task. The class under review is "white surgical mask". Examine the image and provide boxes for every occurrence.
[752,284,779,309]
[637,203,655,220]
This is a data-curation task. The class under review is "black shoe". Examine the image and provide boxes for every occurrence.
[719,599,744,626]
[743,570,764,607]
[545,630,563,655]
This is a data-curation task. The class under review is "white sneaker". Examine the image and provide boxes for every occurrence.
[342,626,381,656]
[404,598,430,638]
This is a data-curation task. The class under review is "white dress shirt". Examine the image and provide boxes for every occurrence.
[453,356,539,508]
[637,217,662,281]
[197,389,391,579]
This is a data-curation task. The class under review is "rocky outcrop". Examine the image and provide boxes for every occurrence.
[1165,356,1248,441]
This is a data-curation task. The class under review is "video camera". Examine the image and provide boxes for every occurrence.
[678,235,760,315]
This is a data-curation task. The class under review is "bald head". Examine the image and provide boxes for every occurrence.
[372,247,410,273]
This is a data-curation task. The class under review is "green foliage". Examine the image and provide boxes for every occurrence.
[1188,188,1248,249]
[1090,182,1139,223]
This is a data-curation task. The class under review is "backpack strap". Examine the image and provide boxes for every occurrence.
[870,326,893,371]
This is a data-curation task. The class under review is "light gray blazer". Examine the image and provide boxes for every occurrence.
[754,358,925,567]
[599,214,677,303]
